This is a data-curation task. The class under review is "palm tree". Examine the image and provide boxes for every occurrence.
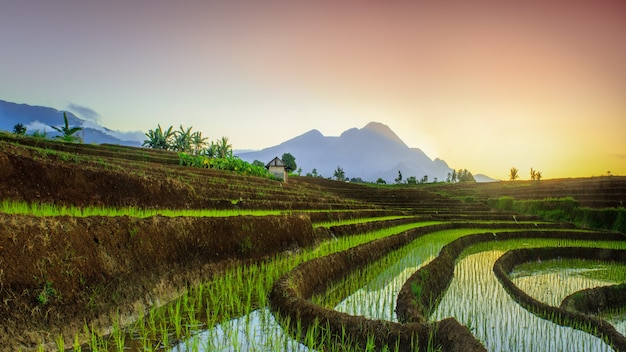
[50,112,83,142]
[143,124,174,150]
[13,123,27,135]
[216,136,232,158]
[333,166,346,181]
[191,131,208,155]
[509,167,519,181]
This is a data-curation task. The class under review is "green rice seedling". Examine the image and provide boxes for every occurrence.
[315,215,414,228]
[111,312,126,351]
[72,333,82,352]
[512,259,626,306]
[159,321,170,349]
[169,300,184,338]
[54,334,64,351]
[600,306,626,335]
[118,222,536,351]
[84,323,108,352]
[432,238,626,352]
[155,223,532,351]
[0,199,284,218]
[327,227,529,322]
[161,221,439,351]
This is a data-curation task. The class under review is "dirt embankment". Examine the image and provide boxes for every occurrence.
[0,145,365,210]
[0,213,314,351]
[561,283,626,315]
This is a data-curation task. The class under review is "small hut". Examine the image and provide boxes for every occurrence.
[266,157,288,182]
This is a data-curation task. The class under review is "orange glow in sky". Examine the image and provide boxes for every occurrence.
[1,1,625,179]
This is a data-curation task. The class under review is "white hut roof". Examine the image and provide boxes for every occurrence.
[266,157,285,168]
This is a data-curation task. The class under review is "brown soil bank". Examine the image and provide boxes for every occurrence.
[494,247,626,352]
[561,283,626,315]
[0,142,366,210]
[0,213,314,351]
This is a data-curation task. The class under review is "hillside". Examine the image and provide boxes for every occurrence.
[0,133,625,351]
[0,99,144,146]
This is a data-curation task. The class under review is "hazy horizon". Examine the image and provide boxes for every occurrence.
[2,1,625,179]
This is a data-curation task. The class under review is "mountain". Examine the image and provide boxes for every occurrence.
[237,122,457,183]
[0,100,144,146]
[474,174,499,183]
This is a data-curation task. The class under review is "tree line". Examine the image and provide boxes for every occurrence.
[142,124,233,158]
[509,167,543,181]
[143,124,279,179]
[296,161,476,185]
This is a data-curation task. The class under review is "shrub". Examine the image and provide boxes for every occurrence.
[178,153,274,179]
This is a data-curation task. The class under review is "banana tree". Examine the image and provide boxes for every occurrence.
[216,136,232,158]
[172,125,193,152]
[50,112,83,142]
[143,124,174,150]
[191,131,208,155]
[202,142,218,158]
[509,167,519,181]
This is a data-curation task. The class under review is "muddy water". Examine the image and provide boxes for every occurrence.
[512,261,626,338]
[170,234,623,351]
[333,243,439,321]
[432,250,613,352]
[171,234,443,351]
[171,308,309,352]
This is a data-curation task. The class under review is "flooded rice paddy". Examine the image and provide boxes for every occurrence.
[129,229,626,352]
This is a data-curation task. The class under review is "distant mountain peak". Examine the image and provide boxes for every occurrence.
[362,122,407,147]
[237,121,456,183]
[301,129,323,137]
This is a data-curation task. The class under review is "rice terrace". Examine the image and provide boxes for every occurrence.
[1,132,626,352]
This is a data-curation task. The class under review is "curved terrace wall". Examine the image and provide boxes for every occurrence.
[395,230,626,325]
[561,283,626,315]
[494,247,626,351]
[269,223,575,351]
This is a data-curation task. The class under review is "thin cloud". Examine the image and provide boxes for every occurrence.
[25,121,52,133]
[67,103,100,122]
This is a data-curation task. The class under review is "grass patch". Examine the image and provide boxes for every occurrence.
[315,215,415,228]
[0,200,285,218]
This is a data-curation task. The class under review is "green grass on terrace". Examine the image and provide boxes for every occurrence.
[0,200,284,218]
[0,200,391,220]
[314,215,415,228]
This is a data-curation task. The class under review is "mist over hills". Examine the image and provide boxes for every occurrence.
[0,100,144,146]
[237,122,485,184]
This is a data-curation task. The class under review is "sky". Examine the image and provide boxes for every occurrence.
[1,0,625,179]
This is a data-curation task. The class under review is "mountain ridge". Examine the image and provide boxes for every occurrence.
[237,122,466,183]
[0,99,144,146]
